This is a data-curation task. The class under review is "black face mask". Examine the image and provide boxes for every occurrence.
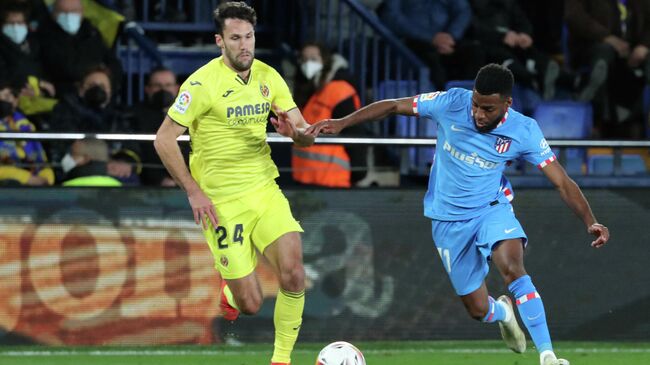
[83,85,108,109]
[0,100,14,119]
[150,90,175,109]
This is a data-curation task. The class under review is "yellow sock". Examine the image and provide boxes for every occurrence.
[223,284,240,311]
[271,288,304,364]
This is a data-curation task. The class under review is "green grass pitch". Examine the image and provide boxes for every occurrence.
[1,341,648,365]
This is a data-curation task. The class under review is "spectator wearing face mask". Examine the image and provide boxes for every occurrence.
[47,65,140,184]
[0,2,57,117]
[130,66,186,186]
[36,0,122,96]
[61,137,122,187]
[291,42,364,188]
[0,80,54,186]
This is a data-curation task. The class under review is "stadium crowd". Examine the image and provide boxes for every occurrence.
[0,0,648,187]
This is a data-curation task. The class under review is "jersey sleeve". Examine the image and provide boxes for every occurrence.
[167,78,211,127]
[413,88,466,121]
[270,69,297,112]
[521,120,557,169]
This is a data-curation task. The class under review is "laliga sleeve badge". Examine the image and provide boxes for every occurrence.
[173,91,192,114]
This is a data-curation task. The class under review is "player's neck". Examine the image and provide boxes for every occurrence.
[222,59,252,82]
[237,70,251,82]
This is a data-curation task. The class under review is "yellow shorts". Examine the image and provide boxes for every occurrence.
[203,183,303,279]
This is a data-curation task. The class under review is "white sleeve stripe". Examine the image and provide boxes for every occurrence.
[412,96,419,116]
[537,155,557,169]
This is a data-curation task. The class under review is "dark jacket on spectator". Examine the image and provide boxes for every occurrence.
[36,16,122,95]
[0,33,46,88]
[469,0,533,44]
[46,93,137,164]
[566,0,650,68]
[379,0,472,42]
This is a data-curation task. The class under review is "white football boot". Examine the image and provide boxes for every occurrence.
[540,350,570,365]
[497,295,527,353]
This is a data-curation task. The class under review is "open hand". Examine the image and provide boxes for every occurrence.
[588,223,609,248]
[270,104,298,139]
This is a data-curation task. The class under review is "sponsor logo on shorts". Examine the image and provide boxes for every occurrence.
[220,255,229,267]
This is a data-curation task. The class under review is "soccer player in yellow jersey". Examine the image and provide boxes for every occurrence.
[154,2,316,364]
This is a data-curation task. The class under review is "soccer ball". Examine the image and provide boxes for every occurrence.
[315,341,366,365]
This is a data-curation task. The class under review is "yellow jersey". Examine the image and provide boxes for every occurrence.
[167,56,296,203]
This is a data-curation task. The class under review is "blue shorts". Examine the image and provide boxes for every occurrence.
[431,203,528,296]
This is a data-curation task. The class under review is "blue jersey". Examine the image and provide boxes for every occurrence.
[415,88,556,221]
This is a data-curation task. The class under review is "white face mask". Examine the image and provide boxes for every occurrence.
[61,153,78,174]
[56,12,82,35]
[2,24,28,44]
[300,60,323,80]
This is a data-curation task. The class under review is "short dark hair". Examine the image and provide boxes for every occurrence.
[474,63,514,97]
[146,66,175,85]
[213,1,256,34]
[1,2,30,25]
[80,64,112,82]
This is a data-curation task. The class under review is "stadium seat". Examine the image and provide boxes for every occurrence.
[587,154,647,175]
[444,80,473,91]
[532,101,593,138]
[532,101,593,175]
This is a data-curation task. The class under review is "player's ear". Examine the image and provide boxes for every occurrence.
[215,33,223,48]
[504,95,513,108]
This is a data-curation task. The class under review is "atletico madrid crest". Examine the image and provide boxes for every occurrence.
[494,137,512,154]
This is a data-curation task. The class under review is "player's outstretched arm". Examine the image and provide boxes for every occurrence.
[542,160,610,248]
[155,116,218,229]
[270,104,316,147]
[307,96,415,135]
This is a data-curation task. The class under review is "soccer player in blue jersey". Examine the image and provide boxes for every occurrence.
[307,64,610,365]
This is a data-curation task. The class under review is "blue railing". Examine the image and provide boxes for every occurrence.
[303,0,433,174]
[120,22,164,105]
[304,0,431,106]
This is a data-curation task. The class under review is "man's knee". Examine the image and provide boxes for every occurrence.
[500,264,527,286]
[279,263,305,292]
[237,292,263,315]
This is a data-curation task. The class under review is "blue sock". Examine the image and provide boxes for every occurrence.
[482,296,507,323]
[508,275,553,353]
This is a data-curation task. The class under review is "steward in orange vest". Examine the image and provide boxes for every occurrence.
[292,45,361,187]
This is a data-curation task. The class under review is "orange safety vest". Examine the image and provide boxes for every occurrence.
[292,80,360,187]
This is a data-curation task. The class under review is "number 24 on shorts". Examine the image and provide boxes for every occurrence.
[215,224,244,249]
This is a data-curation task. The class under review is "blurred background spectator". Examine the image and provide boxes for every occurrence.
[37,0,123,96]
[292,42,364,188]
[378,0,484,89]
[0,80,53,186]
[46,64,140,184]
[130,66,183,186]
[468,0,561,100]
[61,137,122,186]
[0,1,57,119]
[566,0,650,139]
